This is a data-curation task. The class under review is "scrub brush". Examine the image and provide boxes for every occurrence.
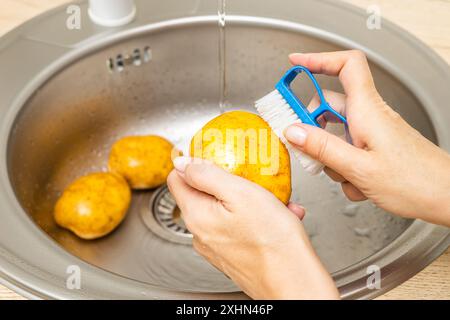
[255,65,347,175]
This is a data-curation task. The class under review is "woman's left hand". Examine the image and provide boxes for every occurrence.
[167,156,339,299]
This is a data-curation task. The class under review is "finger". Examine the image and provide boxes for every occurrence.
[308,90,346,115]
[323,167,346,183]
[341,182,367,201]
[287,202,306,220]
[289,50,375,98]
[192,237,207,256]
[284,124,370,177]
[166,170,215,228]
[308,90,347,122]
[308,90,347,125]
[192,237,225,273]
[173,156,252,202]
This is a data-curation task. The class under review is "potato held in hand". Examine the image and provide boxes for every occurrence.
[54,173,131,239]
[108,135,177,189]
[190,110,291,204]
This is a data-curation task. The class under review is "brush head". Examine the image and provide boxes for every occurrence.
[255,89,324,175]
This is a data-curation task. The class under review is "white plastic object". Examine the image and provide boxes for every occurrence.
[88,0,136,27]
[255,89,324,175]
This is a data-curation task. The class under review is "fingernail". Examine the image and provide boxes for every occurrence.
[288,201,305,210]
[289,53,302,59]
[284,126,307,145]
[173,156,192,173]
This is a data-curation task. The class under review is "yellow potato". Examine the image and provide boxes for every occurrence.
[190,110,291,204]
[108,135,177,189]
[54,172,131,239]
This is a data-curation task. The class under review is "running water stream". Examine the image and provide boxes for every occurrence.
[218,0,226,114]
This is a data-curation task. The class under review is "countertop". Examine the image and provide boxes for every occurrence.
[0,0,449,300]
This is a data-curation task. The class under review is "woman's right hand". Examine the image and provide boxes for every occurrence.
[284,50,450,226]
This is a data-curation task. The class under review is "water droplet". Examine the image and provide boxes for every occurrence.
[354,227,371,238]
[372,242,383,251]
[328,182,340,195]
[341,203,359,217]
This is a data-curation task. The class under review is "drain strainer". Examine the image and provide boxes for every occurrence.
[140,185,192,245]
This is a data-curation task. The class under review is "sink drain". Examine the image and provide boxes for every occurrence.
[153,186,190,236]
[140,185,192,245]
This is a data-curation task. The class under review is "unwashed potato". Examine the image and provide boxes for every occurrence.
[54,172,131,239]
[108,135,178,189]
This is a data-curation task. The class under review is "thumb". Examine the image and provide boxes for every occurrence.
[172,156,252,202]
[284,124,368,176]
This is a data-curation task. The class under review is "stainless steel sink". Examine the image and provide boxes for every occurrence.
[0,0,448,299]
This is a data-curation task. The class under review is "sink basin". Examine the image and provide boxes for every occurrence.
[0,0,449,299]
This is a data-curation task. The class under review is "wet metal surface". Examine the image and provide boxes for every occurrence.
[0,0,449,299]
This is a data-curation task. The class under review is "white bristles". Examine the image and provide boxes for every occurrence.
[255,90,324,175]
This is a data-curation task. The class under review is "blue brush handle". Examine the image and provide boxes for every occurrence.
[275,66,347,127]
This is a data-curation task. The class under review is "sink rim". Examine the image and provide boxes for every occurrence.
[0,2,449,300]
